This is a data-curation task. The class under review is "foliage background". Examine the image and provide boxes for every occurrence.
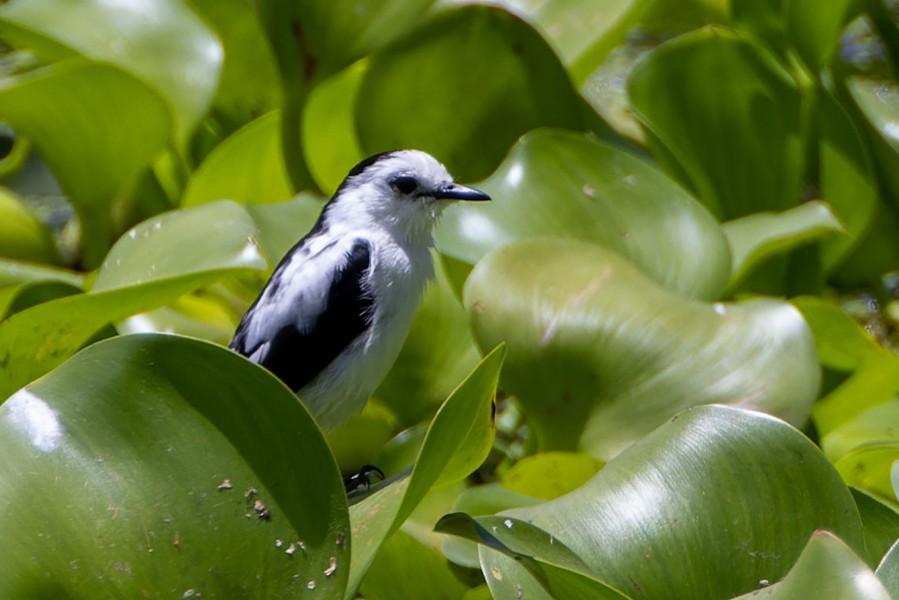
[1,0,899,598]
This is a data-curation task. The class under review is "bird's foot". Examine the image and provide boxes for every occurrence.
[343,464,385,495]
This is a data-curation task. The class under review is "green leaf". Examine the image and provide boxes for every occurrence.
[876,538,899,597]
[182,111,294,206]
[0,0,222,146]
[358,530,468,600]
[817,89,879,277]
[436,129,731,301]
[722,201,844,289]
[732,531,889,600]
[0,187,61,264]
[628,27,804,219]
[190,0,281,125]
[464,239,819,459]
[792,297,899,437]
[436,513,629,599]
[0,259,84,289]
[303,62,366,195]
[0,280,81,322]
[504,405,865,599]
[785,0,859,71]
[244,195,325,266]
[499,452,604,501]
[356,6,587,182]
[0,59,171,266]
[0,333,348,597]
[0,201,267,400]
[848,78,899,214]
[346,345,505,594]
[852,487,899,568]
[478,0,654,85]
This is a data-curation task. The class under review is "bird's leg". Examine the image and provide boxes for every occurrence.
[343,464,386,494]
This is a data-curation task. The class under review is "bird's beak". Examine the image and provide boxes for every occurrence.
[431,182,491,201]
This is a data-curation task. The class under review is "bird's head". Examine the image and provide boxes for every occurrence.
[326,150,490,244]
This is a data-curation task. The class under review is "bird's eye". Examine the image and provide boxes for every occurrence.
[390,176,419,195]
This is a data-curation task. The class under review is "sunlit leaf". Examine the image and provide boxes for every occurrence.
[628,27,804,219]
[0,187,60,264]
[732,531,889,600]
[0,0,222,145]
[722,201,844,289]
[503,406,864,599]
[437,129,731,301]
[0,201,266,400]
[356,6,586,182]
[0,59,171,266]
[182,111,294,206]
[465,239,818,460]
[0,334,348,597]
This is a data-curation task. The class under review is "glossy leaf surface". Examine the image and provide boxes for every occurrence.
[0,334,348,597]
[465,239,818,459]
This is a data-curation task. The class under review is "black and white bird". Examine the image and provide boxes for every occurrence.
[230,150,490,432]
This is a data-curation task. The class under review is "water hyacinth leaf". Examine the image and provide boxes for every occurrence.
[722,201,844,289]
[877,538,899,596]
[0,201,267,400]
[784,0,859,72]
[190,0,281,125]
[437,129,731,301]
[464,238,818,460]
[346,346,504,594]
[848,78,899,213]
[472,0,653,84]
[500,451,604,500]
[852,488,899,568]
[435,513,629,599]
[358,530,468,600]
[0,59,171,266]
[817,90,879,276]
[0,259,84,289]
[0,280,81,322]
[303,62,367,195]
[732,531,889,600]
[504,406,864,599]
[792,297,899,437]
[0,0,222,146]
[0,187,61,264]
[244,194,325,266]
[0,334,349,597]
[356,6,586,182]
[628,27,804,219]
[182,111,294,207]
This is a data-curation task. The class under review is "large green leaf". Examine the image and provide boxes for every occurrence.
[464,238,818,460]
[0,333,348,597]
[628,27,804,219]
[785,0,859,72]
[852,488,899,568]
[848,78,899,215]
[501,406,864,599]
[346,345,505,595]
[732,531,889,600]
[182,111,294,206]
[465,0,653,85]
[436,129,731,301]
[356,6,587,182]
[722,201,843,290]
[0,187,61,264]
[877,538,899,596]
[0,201,267,400]
[0,59,171,266]
[437,513,629,599]
[0,0,222,146]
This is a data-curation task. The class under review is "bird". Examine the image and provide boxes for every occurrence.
[230,150,490,433]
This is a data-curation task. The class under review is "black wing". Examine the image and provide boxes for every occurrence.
[232,239,374,392]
